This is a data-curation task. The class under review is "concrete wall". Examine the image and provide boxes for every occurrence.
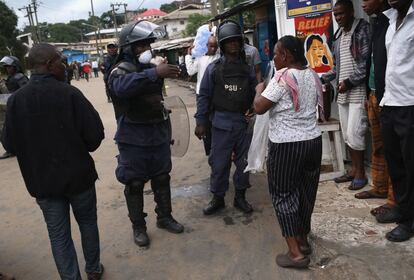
[163,19,188,39]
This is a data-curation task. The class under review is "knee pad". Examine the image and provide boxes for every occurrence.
[151,174,170,189]
[125,180,145,195]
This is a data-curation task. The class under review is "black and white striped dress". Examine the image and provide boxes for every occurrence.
[261,68,322,237]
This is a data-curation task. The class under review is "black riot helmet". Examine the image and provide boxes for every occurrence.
[118,20,166,60]
[119,21,166,47]
[0,56,23,72]
[217,20,243,48]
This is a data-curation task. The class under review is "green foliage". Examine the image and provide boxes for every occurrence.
[0,1,25,62]
[185,13,212,36]
[47,23,83,43]
[100,10,125,29]
[160,3,179,14]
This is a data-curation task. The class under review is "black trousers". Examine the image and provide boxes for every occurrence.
[380,106,414,229]
[267,136,322,237]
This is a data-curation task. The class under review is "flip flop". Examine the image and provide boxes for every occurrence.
[355,190,387,199]
[275,252,310,268]
[299,245,312,255]
[348,178,368,191]
[334,174,354,183]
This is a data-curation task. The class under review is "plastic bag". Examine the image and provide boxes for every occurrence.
[192,24,211,58]
[244,111,269,173]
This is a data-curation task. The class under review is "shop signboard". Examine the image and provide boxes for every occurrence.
[287,0,332,18]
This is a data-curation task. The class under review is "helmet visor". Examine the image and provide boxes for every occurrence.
[0,56,14,66]
[133,21,166,40]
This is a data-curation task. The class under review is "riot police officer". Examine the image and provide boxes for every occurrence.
[101,43,118,103]
[195,20,257,215]
[0,55,28,160]
[0,56,28,93]
[109,21,184,247]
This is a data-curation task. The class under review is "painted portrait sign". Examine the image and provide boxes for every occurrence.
[287,0,332,18]
[295,12,334,74]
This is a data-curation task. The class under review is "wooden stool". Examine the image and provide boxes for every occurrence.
[318,118,345,181]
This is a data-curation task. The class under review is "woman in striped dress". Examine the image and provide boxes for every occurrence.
[254,36,323,268]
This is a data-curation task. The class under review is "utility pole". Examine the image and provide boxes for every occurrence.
[122,3,128,24]
[218,0,224,13]
[110,3,119,39]
[31,0,42,42]
[210,0,218,17]
[111,3,128,36]
[19,5,38,43]
[90,0,101,56]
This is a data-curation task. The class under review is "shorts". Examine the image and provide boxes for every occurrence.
[338,102,368,151]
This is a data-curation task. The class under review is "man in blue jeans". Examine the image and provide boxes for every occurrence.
[1,43,105,280]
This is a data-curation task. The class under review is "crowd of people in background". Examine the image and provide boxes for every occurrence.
[0,0,413,278]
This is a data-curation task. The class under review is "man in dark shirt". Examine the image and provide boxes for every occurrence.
[1,43,105,280]
[101,43,118,103]
[358,0,399,224]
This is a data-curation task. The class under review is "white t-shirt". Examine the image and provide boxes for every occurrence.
[261,68,321,143]
[185,54,220,94]
[91,61,98,68]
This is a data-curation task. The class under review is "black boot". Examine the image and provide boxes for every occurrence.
[151,174,184,234]
[132,225,150,247]
[234,189,253,213]
[124,181,150,247]
[203,195,225,215]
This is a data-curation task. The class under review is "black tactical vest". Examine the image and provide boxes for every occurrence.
[111,61,167,123]
[212,60,251,113]
[6,73,28,93]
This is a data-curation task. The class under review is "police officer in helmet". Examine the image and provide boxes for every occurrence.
[0,55,28,160]
[0,56,28,93]
[195,20,257,215]
[109,21,184,247]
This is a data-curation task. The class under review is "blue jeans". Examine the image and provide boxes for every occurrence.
[36,187,101,280]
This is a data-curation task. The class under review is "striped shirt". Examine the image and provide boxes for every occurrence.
[337,31,366,104]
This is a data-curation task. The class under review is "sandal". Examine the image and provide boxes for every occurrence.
[334,174,354,183]
[299,245,312,255]
[348,178,368,191]
[370,204,391,216]
[276,252,310,268]
[355,190,387,199]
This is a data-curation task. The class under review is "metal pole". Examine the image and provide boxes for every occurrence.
[32,0,41,42]
[111,4,119,39]
[90,0,100,55]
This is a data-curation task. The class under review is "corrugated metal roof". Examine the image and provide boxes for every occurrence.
[209,0,270,22]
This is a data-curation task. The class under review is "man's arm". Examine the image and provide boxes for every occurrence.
[346,21,371,89]
[185,55,199,76]
[195,64,215,126]
[109,67,158,98]
[72,89,104,152]
[1,96,15,154]
[252,47,262,82]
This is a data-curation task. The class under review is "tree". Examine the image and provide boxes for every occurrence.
[99,10,125,28]
[185,13,211,36]
[0,1,25,63]
[47,23,82,43]
[160,3,179,14]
